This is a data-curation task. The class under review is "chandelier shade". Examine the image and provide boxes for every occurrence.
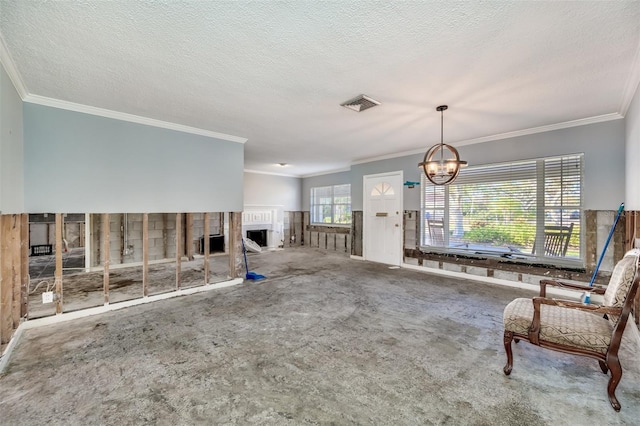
[418,105,467,185]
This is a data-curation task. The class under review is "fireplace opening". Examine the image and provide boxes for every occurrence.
[246,229,267,247]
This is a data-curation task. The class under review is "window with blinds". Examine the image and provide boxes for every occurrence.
[421,154,583,263]
[311,184,352,225]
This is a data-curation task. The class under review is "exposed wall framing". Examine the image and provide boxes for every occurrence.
[0,214,28,344]
[176,213,182,289]
[203,212,210,284]
[142,213,149,297]
[351,211,363,256]
[102,213,110,305]
[228,212,244,278]
[1,210,242,349]
[283,212,304,247]
[55,213,63,314]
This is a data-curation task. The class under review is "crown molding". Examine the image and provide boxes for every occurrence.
[0,34,28,98]
[352,112,624,166]
[244,169,301,178]
[301,167,352,178]
[619,36,640,116]
[23,94,247,144]
[454,113,623,147]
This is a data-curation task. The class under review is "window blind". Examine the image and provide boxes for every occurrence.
[421,154,583,262]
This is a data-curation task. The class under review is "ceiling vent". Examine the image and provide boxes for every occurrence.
[340,94,380,112]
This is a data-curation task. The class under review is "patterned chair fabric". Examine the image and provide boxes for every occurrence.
[603,249,640,325]
[503,298,612,354]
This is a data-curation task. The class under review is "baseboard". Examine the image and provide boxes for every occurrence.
[0,326,24,375]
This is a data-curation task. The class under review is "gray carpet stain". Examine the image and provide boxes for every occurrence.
[1,248,639,425]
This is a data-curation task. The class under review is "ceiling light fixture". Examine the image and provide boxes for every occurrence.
[277,163,288,167]
[419,105,467,185]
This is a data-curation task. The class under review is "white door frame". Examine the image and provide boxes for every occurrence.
[363,170,404,265]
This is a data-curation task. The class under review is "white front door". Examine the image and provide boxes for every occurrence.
[364,171,403,265]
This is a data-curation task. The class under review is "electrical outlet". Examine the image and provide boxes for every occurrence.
[42,291,54,304]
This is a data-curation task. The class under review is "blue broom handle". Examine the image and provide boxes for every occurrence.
[589,202,624,287]
[242,239,250,274]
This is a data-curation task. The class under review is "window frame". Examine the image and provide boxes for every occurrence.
[310,184,352,226]
[420,154,584,267]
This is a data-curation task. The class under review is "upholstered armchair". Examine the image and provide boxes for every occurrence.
[502,249,640,411]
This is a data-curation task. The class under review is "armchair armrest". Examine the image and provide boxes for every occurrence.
[539,279,606,297]
[527,296,621,345]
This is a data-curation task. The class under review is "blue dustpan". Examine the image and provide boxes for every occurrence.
[246,271,266,280]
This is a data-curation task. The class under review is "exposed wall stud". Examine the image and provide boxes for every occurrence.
[176,213,182,290]
[20,214,29,319]
[142,213,149,297]
[186,213,194,260]
[12,215,24,325]
[228,212,243,278]
[55,213,63,314]
[0,215,11,343]
[102,213,110,305]
[204,212,210,284]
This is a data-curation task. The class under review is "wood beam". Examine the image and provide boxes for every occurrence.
[120,213,125,263]
[185,213,194,260]
[142,213,149,297]
[228,212,244,279]
[21,214,28,319]
[0,215,19,343]
[11,215,23,326]
[0,216,4,343]
[102,213,110,305]
[204,212,210,284]
[55,213,63,314]
[175,213,182,290]
[162,213,168,259]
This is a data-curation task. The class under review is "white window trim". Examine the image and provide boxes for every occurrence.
[310,184,352,225]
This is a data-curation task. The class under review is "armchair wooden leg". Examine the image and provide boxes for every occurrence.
[606,354,622,411]
[598,360,608,374]
[503,330,514,375]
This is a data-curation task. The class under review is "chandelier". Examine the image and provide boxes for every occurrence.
[419,105,467,185]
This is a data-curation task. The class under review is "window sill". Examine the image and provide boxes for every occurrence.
[416,246,586,273]
[405,246,596,284]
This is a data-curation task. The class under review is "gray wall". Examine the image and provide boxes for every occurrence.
[339,119,626,211]
[626,82,640,210]
[301,170,351,210]
[351,156,422,211]
[244,172,302,211]
[0,61,24,213]
[23,103,244,213]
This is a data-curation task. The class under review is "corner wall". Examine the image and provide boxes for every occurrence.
[0,61,24,214]
[244,172,301,211]
[626,81,640,211]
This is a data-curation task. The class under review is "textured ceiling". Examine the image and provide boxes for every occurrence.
[1,1,640,177]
